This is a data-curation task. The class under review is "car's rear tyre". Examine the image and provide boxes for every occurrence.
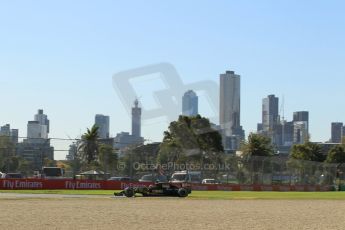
[177,188,188,197]
[138,186,149,196]
[124,188,135,197]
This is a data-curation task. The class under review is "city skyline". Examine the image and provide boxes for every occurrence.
[1,1,345,159]
[2,82,344,160]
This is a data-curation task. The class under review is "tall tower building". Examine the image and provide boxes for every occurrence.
[35,109,50,134]
[27,109,49,141]
[219,70,244,150]
[10,129,18,144]
[95,114,110,139]
[182,90,198,116]
[293,111,309,133]
[16,109,54,170]
[293,121,308,144]
[27,121,47,139]
[262,95,279,132]
[132,99,142,138]
[261,95,282,146]
[331,122,343,143]
[0,124,18,143]
[0,124,11,136]
[282,121,294,146]
[114,100,144,154]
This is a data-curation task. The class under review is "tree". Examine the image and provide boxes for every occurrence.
[44,158,56,167]
[290,142,325,162]
[240,133,274,158]
[287,142,327,185]
[117,143,160,178]
[2,156,19,173]
[325,145,345,186]
[157,115,224,175]
[17,158,34,177]
[99,144,118,177]
[0,136,16,172]
[157,130,184,166]
[78,125,100,164]
[239,133,274,184]
[326,145,345,164]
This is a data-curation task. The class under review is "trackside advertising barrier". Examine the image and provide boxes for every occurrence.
[0,179,152,190]
[0,179,333,191]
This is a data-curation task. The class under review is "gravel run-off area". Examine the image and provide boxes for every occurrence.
[1,195,345,230]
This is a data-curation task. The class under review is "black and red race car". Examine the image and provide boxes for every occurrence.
[114,182,192,198]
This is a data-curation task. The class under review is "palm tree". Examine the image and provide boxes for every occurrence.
[78,125,99,164]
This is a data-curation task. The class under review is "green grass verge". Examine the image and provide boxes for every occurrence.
[190,191,345,200]
[1,190,345,200]
[0,190,112,195]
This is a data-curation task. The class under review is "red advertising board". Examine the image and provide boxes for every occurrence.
[0,179,333,191]
[0,179,152,190]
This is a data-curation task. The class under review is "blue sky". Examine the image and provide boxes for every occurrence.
[0,1,344,159]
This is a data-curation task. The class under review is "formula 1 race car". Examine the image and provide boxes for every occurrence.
[114,182,192,198]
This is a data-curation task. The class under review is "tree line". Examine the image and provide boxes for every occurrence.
[1,115,344,180]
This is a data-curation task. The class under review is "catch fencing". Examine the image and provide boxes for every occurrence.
[0,178,333,191]
[125,156,339,188]
[214,156,337,186]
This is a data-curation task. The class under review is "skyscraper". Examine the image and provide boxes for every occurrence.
[27,109,49,141]
[0,124,11,136]
[114,99,144,154]
[282,121,294,146]
[27,121,47,139]
[0,124,18,143]
[291,111,310,144]
[182,90,198,116]
[35,109,50,133]
[293,121,308,144]
[293,111,309,133]
[219,70,244,150]
[331,122,343,143]
[10,129,18,144]
[95,114,110,139]
[262,95,279,132]
[132,99,142,137]
[18,109,54,169]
